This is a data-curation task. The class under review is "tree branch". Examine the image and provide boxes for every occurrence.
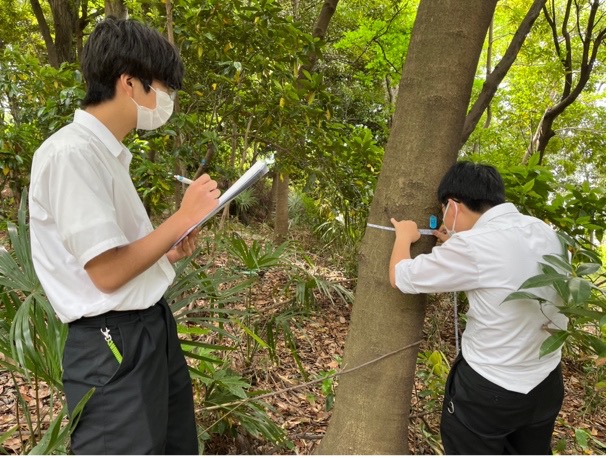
[29,0,59,68]
[460,0,548,146]
[524,0,605,163]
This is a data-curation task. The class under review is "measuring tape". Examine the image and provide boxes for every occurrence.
[366,223,436,235]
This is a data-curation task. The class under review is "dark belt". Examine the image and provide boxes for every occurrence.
[69,299,165,328]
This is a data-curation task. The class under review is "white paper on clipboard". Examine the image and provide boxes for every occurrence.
[172,157,273,248]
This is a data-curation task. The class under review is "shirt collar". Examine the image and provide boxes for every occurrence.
[472,202,519,229]
[73,109,132,162]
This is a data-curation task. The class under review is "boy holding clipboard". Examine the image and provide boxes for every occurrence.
[29,17,218,454]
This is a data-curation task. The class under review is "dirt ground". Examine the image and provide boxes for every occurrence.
[203,282,606,455]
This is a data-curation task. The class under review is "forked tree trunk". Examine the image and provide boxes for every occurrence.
[31,0,79,67]
[316,0,497,454]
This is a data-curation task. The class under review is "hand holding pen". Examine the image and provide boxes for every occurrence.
[176,173,220,226]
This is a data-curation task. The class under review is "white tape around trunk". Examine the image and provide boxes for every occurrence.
[367,223,435,235]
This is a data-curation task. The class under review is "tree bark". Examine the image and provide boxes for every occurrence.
[105,0,128,19]
[312,0,339,40]
[30,0,80,67]
[48,0,78,64]
[299,0,339,77]
[30,0,59,68]
[315,0,497,454]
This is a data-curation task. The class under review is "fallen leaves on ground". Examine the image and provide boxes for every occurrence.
[1,236,606,455]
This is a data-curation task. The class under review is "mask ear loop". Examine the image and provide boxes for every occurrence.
[442,199,459,235]
[451,199,459,233]
[442,199,460,354]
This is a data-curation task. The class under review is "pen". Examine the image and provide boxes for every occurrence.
[174,175,193,185]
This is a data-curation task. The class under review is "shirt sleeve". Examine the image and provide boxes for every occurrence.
[394,235,481,294]
[43,145,129,267]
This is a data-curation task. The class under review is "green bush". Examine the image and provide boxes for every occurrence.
[504,232,605,358]
[0,193,90,454]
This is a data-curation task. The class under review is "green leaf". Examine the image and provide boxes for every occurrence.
[558,305,604,321]
[520,273,568,289]
[522,178,535,193]
[541,254,572,275]
[576,331,606,356]
[539,331,569,357]
[576,263,601,276]
[568,277,592,306]
[233,319,269,349]
[503,291,546,303]
[575,428,590,449]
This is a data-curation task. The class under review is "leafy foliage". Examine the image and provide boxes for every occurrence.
[0,48,83,220]
[499,153,606,245]
[222,233,352,374]
[504,232,605,358]
[413,350,450,454]
[164,232,352,450]
[0,194,91,454]
[0,196,353,452]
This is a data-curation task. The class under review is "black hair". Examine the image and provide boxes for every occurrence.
[437,161,505,213]
[80,17,184,107]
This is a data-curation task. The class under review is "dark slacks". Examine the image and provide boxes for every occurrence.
[63,298,198,455]
[440,353,563,455]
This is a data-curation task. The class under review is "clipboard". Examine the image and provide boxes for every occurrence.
[172,156,274,248]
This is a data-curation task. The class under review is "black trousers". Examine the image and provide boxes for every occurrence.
[440,353,564,455]
[63,298,198,455]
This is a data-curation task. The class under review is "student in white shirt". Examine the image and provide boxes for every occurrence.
[389,161,567,455]
[29,17,219,454]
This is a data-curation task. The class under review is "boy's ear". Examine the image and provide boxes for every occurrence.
[117,74,134,98]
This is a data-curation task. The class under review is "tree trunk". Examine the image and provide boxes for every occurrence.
[274,171,290,242]
[48,0,78,64]
[30,0,59,68]
[299,0,339,77]
[270,171,279,221]
[522,0,605,164]
[105,0,128,19]
[31,0,80,67]
[315,0,497,454]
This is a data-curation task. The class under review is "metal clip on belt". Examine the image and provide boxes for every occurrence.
[101,328,123,364]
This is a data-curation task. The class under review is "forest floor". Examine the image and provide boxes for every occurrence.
[198,227,606,455]
[202,283,607,455]
[0,225,606,455]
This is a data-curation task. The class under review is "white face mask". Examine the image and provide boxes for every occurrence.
[442,199,458,237]
[132,86,174,130]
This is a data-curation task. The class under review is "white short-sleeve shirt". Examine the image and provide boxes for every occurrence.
[29,109,175,323]
[395,203,568,394]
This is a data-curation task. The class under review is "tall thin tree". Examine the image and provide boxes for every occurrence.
[316,0,498,454]
[523,0,605,163]
[460,0,548,146]
[274,0,340,241]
